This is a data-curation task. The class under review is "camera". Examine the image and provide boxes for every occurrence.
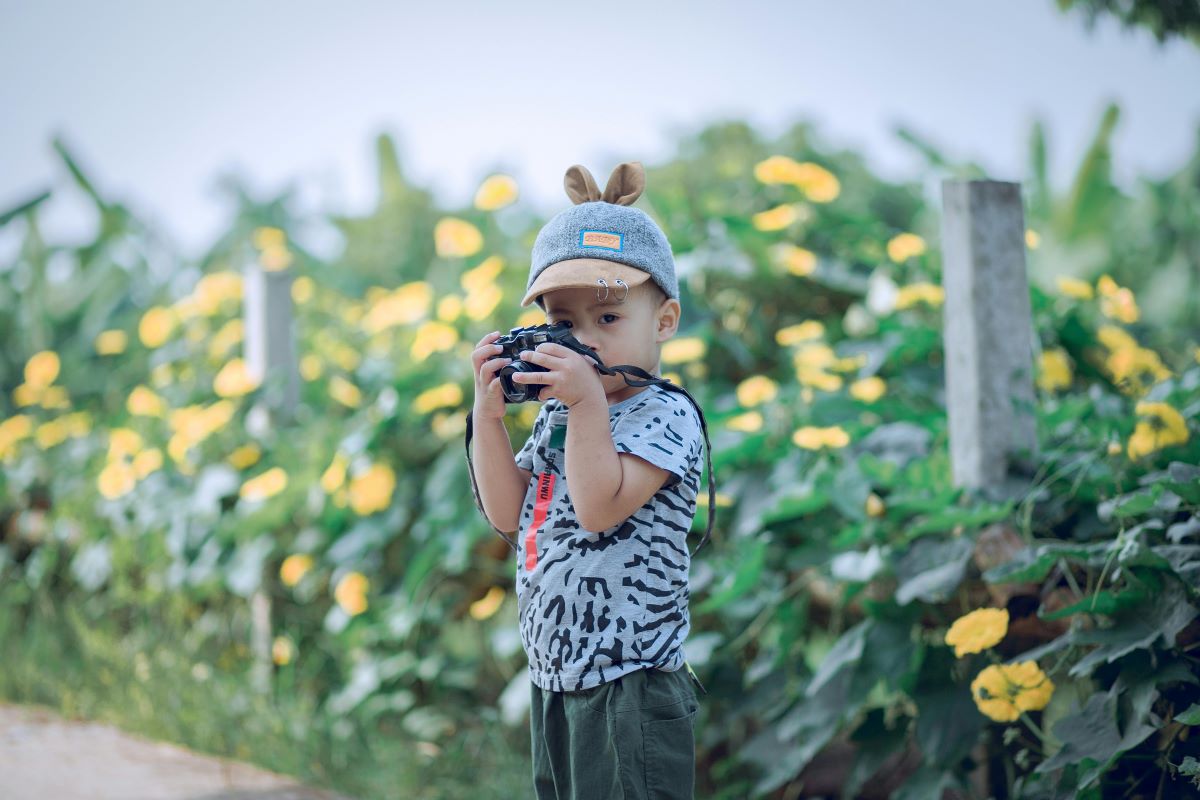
[490,321,600,403]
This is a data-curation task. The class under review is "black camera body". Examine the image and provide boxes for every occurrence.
[491,321,600,403]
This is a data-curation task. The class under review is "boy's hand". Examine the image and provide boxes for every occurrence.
[471,331,512,420]
[511,342,606,409]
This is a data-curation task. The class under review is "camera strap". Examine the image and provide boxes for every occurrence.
[464,363,716,559]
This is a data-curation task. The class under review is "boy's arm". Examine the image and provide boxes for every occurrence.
[471,416,534,533]
[565,397,671,532]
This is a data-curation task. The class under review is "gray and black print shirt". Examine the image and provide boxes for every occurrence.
[512,383,704,692]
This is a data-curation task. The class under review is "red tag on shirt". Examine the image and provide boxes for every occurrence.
[524,470,555,570]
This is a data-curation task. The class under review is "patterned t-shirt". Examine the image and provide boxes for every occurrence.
[512,383,704,692]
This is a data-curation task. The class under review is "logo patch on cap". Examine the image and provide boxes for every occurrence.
[579,230,622,251]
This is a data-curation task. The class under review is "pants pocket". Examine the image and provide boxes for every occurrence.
[642,704,697,800]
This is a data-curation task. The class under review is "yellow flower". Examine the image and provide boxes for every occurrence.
[945,608,1009,657]
[769,243,817,277]
[793,163,840,203]
[272,635,295,666]
[24,351,60,388]
[792,425,850,450]
[334,572,370,616]
[516,308,545,329]
[208,319,244,360]
[252,226,286,250]
[35,419,71,449]
[1056,276,1094,300]
[362,281,433,333]
[410,321,460,362]
[753,157,840,202]
[95,330,128,355]
[1127,401,1189,460]
[431,411,466,440]
[39,386,70,409]
[463,283,503,320]
[125,385,164,417]
[469,586,506,620]
[413,382,463,414]
[213,358,261,398]
[776,321,824,345]
[736,376,778,407]
[1096,275,1138,323]
[661,337,706,364]
[971,662,1055,723]
[300,354,323,381]
[1025,230,1041,250]
[1096,325,1137,352]
[98,461,137,499]
[139,306,177,348]
[228,443,262,470]
[474,174,519,210]
[1037,349,1072,393]
[292,275,315,304]
[697,491,735,507]
[0,415,34,460]
[191,271,243,315]
[894,282,944,310]
[132,448,163,479]
[865,493,885,518]
[886,233,927,263]
[1107,440,1122,456]
[13,384,39,407]
[259,244,293,271]
[752,204,800,232]
[107,428,144,461]
[727,411,764,433]
[329,376,363,408]
[321,452,348,493]
[849,377,887,403]
[434,217,484,258]
[793,344,843,391]
[279,553,314,587]
[1103,344,1171,396]
[437,294,463,322]
[348,462,396,516]
[240,467,288,502]
[754,155,806,184]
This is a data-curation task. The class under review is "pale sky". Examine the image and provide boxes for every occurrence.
[2,0,1198,259]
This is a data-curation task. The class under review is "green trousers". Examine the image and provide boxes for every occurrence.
[529,664,704,800]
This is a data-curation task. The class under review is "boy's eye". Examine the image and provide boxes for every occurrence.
[600,314,618,323]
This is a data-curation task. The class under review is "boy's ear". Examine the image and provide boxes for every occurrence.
[655,298,681,342]
[564,165,602,205]
[601,162,645,206]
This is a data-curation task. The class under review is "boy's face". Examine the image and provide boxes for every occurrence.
[540,283,681,404]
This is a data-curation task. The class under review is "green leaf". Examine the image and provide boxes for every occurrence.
[894,536,974,605]
[1037,686,1156,787]
[902,501,1013,541]
[695,537,767,613]
[1176,704,1200,726]
[984,541,1110,584]
[806,620,868,698]
[1039,585,1150,620]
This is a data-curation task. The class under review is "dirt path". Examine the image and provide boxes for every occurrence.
[0,703,352,800]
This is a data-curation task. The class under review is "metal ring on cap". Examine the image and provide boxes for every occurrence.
[595,278,609,302]
[613,279,629,302]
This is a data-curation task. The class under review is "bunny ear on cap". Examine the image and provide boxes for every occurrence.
[564,165,602,205]
[601,161,644,206]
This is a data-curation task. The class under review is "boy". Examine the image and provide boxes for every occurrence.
[469,161,707,799]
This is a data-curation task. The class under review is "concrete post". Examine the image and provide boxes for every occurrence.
[243,262,299,419]
[940,180,1038,489]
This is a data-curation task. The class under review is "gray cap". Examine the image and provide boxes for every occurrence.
[522,162,678,308]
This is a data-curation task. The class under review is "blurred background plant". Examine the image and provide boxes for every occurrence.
[2,103,1198,798]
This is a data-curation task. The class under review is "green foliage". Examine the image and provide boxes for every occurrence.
[2,111,1199,798]
[1056,0,1200,45]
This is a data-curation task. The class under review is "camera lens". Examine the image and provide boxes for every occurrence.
[499,360,543,403]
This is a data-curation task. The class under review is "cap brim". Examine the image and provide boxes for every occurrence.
[521,259,652,307]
